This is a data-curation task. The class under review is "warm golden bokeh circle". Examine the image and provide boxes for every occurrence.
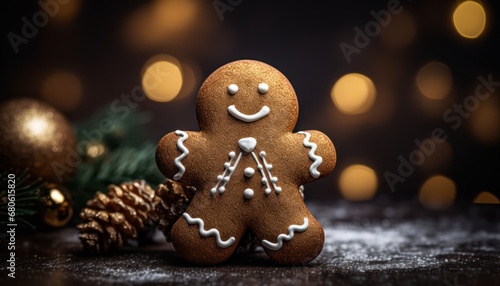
[338,164,378,201]
[419,175,456,210]
[473,191,500,204]
[420,140,453,172]
[380,11,417,49]
[453,1,486,39]
[41,71,83,111]
[470,98,500,144]
[416,62,452,100]
[141,55,183,102]
[331,73,377,115]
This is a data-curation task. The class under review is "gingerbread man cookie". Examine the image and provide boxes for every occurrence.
[156,60,336,265]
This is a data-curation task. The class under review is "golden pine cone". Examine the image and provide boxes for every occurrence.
[154,179,196,241]
[77,180,157,253]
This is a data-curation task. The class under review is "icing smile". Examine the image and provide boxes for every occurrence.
[228,105,270,123]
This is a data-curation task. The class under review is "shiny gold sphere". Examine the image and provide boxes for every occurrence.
[39,183,74,228]
[0,98,77,182]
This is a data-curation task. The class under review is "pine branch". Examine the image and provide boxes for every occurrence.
[66,143,165,212]
[68,107,164,213]
[74,107,152,150]
[0,169,46,243]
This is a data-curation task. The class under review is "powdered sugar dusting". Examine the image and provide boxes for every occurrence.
[6,202,500,285]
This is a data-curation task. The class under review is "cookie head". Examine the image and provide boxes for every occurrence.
[197,60,298,133]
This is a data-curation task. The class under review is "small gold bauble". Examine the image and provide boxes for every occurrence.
[0,98,77,182]
[39,183,74,228]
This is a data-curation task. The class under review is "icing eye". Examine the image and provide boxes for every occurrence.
[228,84,238,95]
[258,83,269,94]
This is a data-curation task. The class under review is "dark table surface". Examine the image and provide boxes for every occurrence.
[1,201,499,286]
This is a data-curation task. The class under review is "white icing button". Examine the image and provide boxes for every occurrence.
[218,186,225,193]
[258,83,269,94]
[244,167,255,178]
[228,84,238,95]
[243,188,254,199]
[265,188,271,195]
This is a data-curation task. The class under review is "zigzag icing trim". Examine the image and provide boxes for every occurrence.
[173,130,189,180]
[298,131,323,178]
[183,213,236,248]
[261,217,309,250]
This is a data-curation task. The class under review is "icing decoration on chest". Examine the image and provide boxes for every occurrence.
[228,105,270,123]
[183,213,235,248]
[298,131,323,178]
[261,217,309,250]
[173,130,189,180]
[238,137,257,152]
[244,167,255,178]
[210,137,282,197]
[243,188,254,199]
[258,151,282,194]
[211,151,242,195]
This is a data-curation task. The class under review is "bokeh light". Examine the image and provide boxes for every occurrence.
[26,118,49,137]
[86,142,106,158]
[331,73,377,115]
[52,0,82,24]
[338,164,378,201]
[141,55,183,102]
[177,62,201,99]
[420,141,453,172]
[124,0,199,49]
[153,0,198,34]
[453,1,486,39]
[469,97,500,144]
[41,71,83,111]
[380,11,416,49]
[50,188,65,204]
[419,175,456,210]
[416,62,452,100]
[473,191,500,204]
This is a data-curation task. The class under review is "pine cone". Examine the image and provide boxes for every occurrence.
[154,179,196,241]
[77,180,158,253]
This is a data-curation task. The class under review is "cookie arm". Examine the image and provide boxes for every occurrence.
[156,130,203,185]
[294,130,336,183]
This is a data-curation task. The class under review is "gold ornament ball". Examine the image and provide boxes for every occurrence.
[39,183,74,228]
[0,98,77,182]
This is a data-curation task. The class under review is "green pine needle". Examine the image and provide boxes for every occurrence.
[0,169,46,243]
[66,143,165,212]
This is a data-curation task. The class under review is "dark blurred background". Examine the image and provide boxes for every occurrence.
[2,0,499,208]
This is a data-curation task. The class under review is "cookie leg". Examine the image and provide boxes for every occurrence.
[252,209,324,265]
[170,211,244,265]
